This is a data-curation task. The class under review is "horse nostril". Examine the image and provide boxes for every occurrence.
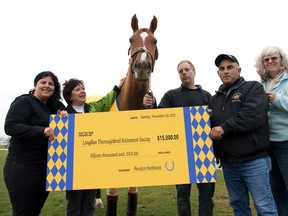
[135,61,150,69]
[135,61,140,69]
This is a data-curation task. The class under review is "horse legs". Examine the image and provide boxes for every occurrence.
[127,187,138,216]
[106,188,118,216]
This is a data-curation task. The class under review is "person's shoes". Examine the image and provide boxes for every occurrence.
[95,198,104,208]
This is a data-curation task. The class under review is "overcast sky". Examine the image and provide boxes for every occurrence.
[1,0,288,137]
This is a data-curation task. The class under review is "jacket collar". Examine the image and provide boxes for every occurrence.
[217,77,245,96]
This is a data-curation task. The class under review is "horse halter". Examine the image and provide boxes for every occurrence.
[128,46,157,94]
[128,45,158,72]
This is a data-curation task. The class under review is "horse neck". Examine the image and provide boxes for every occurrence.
[118,69,149,110]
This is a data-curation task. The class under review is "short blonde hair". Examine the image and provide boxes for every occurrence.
[254,46,288,81]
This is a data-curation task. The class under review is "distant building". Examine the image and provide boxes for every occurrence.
[0,136,10,146]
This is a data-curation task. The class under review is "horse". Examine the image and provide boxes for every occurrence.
[106,14,158,216]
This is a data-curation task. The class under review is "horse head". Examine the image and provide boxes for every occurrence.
[114,14,158,111]
[128,14,158,82]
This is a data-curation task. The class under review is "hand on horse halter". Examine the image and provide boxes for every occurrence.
[143,93,156,109]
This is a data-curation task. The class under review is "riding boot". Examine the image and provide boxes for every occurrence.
[126,192,138,216]
[106,195,118,216]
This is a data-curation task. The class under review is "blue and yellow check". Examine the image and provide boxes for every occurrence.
[46,106,217,191]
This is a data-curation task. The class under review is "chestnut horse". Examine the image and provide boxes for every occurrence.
[106,14,158,216]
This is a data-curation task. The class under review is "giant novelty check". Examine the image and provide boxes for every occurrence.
[46,106,216,191]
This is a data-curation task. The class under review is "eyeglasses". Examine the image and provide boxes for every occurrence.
[262,56,281,64]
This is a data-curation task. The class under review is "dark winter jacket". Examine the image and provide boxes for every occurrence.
[210,77,270,163]
[4,94,65,165]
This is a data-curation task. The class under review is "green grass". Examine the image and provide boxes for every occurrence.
[0,148,256,215]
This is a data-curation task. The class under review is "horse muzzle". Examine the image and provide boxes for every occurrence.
[133,61,152,81]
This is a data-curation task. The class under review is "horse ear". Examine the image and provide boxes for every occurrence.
[131,14,139,32]
[149,16,157,34]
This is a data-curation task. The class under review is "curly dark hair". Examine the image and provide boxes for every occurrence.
[62,78,84,105]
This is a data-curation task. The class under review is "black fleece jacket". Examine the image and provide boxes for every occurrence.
[4,94,65,165]
[158,84,212,108]
[210,77,270,163]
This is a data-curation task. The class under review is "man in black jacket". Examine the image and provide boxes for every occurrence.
[143,60,215,216]
[210,54,277,215]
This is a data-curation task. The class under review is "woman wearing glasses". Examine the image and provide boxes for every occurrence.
[255,46,288,216]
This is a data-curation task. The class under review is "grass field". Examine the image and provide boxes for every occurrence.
[0,148,257,215]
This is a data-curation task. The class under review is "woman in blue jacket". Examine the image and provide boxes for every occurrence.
[255,46,288,216]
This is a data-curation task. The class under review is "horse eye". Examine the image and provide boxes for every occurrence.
[129,38,134,43]
[153,39,157,44]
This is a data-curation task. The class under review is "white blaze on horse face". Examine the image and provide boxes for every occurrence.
[140,32,148,61]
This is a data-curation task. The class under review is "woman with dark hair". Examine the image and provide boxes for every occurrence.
[3,71,67,216]
[30,71,65,112]
[62,77,125,216]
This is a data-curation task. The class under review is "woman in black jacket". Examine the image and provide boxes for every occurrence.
[4,71,67,216]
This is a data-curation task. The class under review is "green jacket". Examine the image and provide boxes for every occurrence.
[88,85,120,112]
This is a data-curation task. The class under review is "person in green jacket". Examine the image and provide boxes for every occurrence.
[62,77,125,216]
